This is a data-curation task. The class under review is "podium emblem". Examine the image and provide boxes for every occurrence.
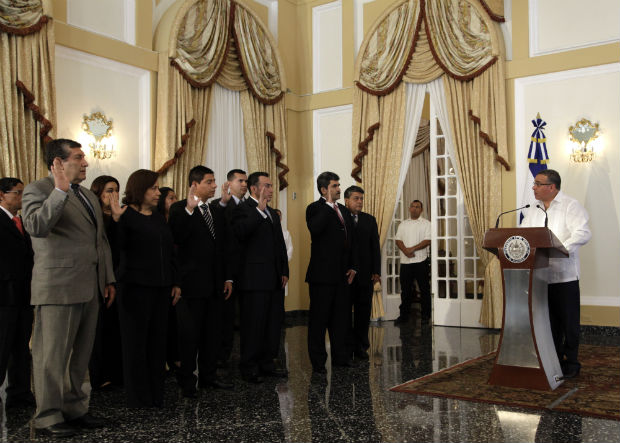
[503,236,530,263]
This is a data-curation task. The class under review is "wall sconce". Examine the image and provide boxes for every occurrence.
[568,118,599,163]
[82,112,115,160]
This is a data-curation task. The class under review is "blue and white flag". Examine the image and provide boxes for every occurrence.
[519,114,549,224]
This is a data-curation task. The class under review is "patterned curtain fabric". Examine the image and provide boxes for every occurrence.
[170,0,230,87]
[0,0,55,183]
[232,2,284,104]
[357,0,420,94]
[155,0,288,193]
[352,0,509,327]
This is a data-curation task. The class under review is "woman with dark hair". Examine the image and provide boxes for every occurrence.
[156,186,181,377]
[112,169,180,407]
[157,187,177,221]
[89,175,123,391]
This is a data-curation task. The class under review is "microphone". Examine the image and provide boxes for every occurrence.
[536,204,548,228]
[495,204,530,228]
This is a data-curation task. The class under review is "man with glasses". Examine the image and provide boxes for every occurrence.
[521,169,591,379]
[0,178,34,411]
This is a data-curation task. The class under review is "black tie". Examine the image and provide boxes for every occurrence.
[71,184,97,226]
[200,203,216,239]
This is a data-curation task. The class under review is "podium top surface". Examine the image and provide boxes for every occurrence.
[483,227,569,259]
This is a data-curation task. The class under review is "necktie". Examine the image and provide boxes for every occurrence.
[13,216,24,235]
[354,214,359,226]
[332,203,347,238]
[200,203,216,239]
[71,184,97,226]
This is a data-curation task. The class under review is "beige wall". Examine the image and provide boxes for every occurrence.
[42,0,620,324]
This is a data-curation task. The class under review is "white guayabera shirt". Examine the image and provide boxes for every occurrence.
[521,191,591,283]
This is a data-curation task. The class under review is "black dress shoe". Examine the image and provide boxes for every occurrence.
[242,373,264,384]
[201,378,234,390]
[562,366,581,379]
[394,316,409,326]
[260,368,288,378]
[312,366,327,374]
[333,359,354,368]
[182,387,198,398]
[36,422,79,438]
[67,413,108,429]
[353,349,369,360]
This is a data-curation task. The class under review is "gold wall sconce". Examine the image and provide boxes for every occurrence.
[568,118,599,163]
[82,112,115,160]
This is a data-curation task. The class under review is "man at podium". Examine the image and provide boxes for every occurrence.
[521,169,591,379]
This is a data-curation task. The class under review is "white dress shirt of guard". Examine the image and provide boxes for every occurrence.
[395,217,431,264]
[521,190,591,284]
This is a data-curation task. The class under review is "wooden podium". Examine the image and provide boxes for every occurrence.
[483,227,569,391]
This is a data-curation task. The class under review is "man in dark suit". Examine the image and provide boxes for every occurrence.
[168,166,233,397]
[0,177,34,410]
[22,139,115,438]
[213,169,247,367]
[232,172,289,383]
[306,172,357,374]
[344,186,380,360]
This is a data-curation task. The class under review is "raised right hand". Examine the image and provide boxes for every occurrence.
[109,191,127,222]
[51,158,70,192]
[186,183,199,211]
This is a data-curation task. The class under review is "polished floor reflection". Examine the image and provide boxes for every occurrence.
[1,318,618,442]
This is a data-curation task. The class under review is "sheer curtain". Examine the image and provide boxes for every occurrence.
[205,83,248,191]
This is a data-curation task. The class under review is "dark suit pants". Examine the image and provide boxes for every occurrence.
[218,292,237,362]
[89,296,123,389]
[350,280,373,352]
[32,294,99,429]
[240,289,284,376]
[308,282,351,369]
[548,280,581,371]
[0,304,33,402]
[399,262,431,320]
[117,284,169,407]
[176,296,222,389]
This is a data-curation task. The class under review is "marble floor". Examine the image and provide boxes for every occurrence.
[1,317,618,442]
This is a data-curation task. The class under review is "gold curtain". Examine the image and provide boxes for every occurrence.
[352,83,407,246]
[0,0,56,183]
[155,0,288,194]
[353,0,510,327]
[444,72,503,328]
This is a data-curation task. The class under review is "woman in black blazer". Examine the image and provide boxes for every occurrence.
[113,170,180,408]
[88,175,124,391]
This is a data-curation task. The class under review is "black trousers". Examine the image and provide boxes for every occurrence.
[166,298,179,369]
[175,296,223,389]
[218,292,237,362]
[0,304,33,402]
[548,280,581,370]
[89,295,123,388]
[399,261,431,319]
[239,289,284,376]
[349,280,373,352]
[117,284,169,407]
[308,282,351,369]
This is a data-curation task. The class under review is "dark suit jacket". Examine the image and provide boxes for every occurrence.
[168,199,231,298]
[213,197,242,281]
[0,210,33,306]
[116,206,178,288]
[232,197,289,291]
[305,198,356,284]
[351,211,381,285]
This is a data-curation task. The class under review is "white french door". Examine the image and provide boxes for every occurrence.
[429,103,484,327]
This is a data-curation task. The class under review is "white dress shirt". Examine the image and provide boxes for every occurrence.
[521,191,591,283]
[395,217,431,264]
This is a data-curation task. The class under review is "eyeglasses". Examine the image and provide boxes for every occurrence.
[4,190,23,195]
[532,182,553,188]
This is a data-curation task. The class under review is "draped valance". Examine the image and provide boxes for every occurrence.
[169,0,284,104]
